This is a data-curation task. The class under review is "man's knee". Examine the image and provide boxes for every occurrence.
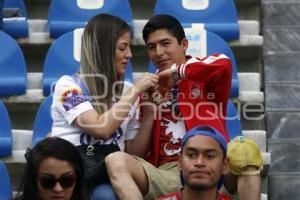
[105,151,130,171]
[227,136,263,176]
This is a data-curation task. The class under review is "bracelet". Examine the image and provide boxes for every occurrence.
[171,64,179,81]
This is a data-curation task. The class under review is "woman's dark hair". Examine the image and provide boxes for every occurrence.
[142,14,186,44]
[15,137,89,200]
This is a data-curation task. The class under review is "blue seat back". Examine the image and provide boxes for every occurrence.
[153,0,239,41]
[3,0,29,38]
[48,0,133,38]
[148,29,239,97]
[43,28,133,96]
[226,100,242,140]
[0,100,12,157]
[32,95,53,146]
[0,31,27,96]
[0,160,12,199]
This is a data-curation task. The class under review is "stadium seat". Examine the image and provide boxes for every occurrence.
[48,0,133,38]
[42,28,133,96]
[3,0,29,38]
[0,31,27,97]
[153,0,239,41]
[32,95,53,146]
[148,28,239,97]
[226,100,242,140]
[0,100,12,157]
[0,160,12,200]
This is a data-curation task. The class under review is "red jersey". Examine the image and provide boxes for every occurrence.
[147,53,232,167]
[157,191,232,200]
[158,87,185,166]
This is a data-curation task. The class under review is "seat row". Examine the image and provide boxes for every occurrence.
[0,27,240,98]
[0,96,242,158]
[3,0,239,41]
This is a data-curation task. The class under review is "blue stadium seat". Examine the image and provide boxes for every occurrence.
[48,0,133,38]
[148,29,239,97]
[0,31,27,96]
[3,0,29,38]
[0,100,12,157]
[43,28,133,96]
[0,160,12,199]
[153,0,239,41]
[32,95,53,146]
[226,100,242,140]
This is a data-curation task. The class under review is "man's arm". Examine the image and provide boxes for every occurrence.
[176,54,231,85]
[159,53,232,104]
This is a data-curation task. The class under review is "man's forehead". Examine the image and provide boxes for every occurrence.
[183,135,222,151]
[147,29,175,43]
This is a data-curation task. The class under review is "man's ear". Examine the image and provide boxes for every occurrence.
[182,38,189,51]
[222,158,230,175]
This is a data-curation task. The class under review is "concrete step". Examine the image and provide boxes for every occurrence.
[132,19,262,46]
[2,72,264,104]
[16,19,263,73]
[2,89,44,103]
[3,129,270,164]
[2,130,32,163]
[16,20,262,47]
[243,130,266,152]
[260,194,267,200]
[238,72,264,103]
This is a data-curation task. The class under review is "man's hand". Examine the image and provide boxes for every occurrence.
[158,68,177,91]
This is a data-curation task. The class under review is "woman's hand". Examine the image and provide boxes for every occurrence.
[134,72,159,94]
[150,89,164,106]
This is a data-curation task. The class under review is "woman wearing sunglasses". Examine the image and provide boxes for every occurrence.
[16,137,89,200]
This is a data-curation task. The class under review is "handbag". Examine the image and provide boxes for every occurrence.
[71,75,121,185]
[77,143,120,186]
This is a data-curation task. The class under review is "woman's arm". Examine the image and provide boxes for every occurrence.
[125,102,156,158]
[74,73,158,140]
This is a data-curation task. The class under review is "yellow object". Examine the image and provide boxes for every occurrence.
[227,136,263,176]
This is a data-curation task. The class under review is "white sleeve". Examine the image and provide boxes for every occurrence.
[52,75,94,124]
[125,101,141,141]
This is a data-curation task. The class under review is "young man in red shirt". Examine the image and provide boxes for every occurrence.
[105,15,263,200]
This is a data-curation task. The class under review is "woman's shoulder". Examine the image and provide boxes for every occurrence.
[55,75,81,89]
[53,75,83,96]
[56,75,75,85]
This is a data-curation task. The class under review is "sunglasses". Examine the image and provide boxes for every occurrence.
[38,174,76,190]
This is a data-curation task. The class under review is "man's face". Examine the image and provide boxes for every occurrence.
[146,29,188,72]
[179,135,228,190]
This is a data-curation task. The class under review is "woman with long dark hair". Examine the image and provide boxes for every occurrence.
[16,137,89,200]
